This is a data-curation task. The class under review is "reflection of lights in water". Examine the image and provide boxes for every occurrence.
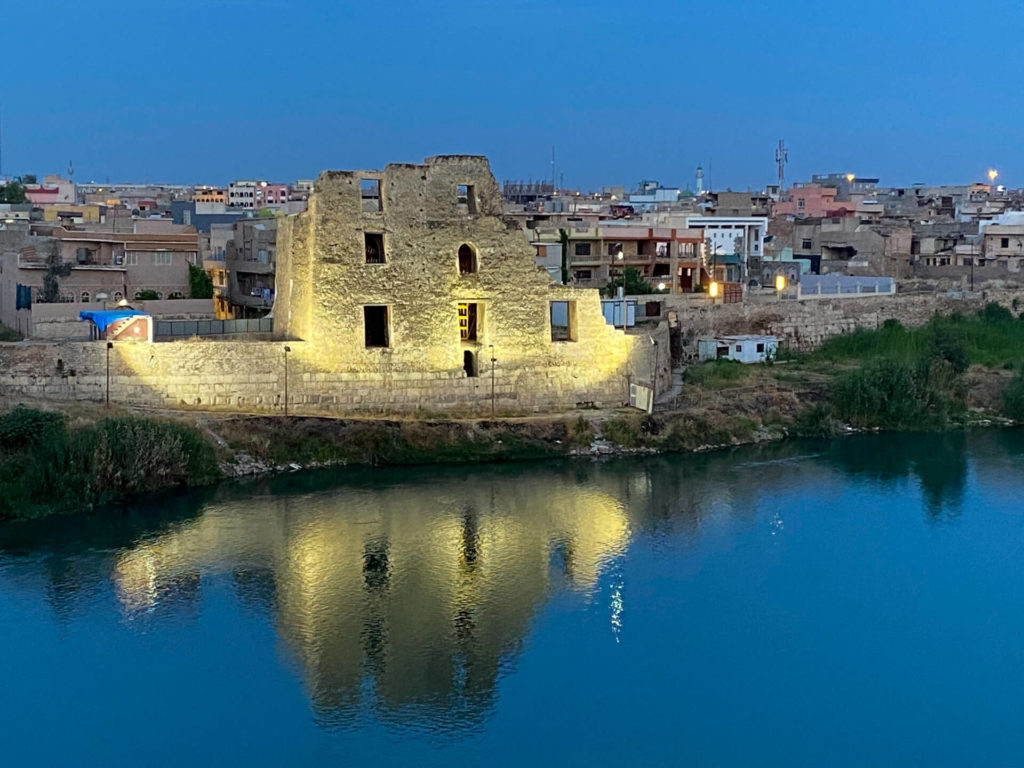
[769,511,784,536]
[608,562,624,643]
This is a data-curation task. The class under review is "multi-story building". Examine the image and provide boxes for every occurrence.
[567,224,705,291]
[686,215,767,284]
[194,187,226,204]
[228,180,290,209]
[226,218,277,317]
[982,222,1024,270]
[774,184,856,219]
[24,174,76,206]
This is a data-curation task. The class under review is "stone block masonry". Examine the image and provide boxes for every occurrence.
[0,335,659,415]
[669,288,1024,356]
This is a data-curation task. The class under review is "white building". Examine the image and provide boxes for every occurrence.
[228,180,258,208]
[698,334,777,364]
[686,215,767,283]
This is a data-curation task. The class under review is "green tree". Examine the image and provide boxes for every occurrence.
[605,267,653,296]
[21,174,36,185]
[188,263,214,299]
[0,180,28,204]
[41,250,72,303]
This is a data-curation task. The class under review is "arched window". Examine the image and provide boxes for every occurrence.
[458,243,477,275]
[463,350,477,378]
[113,291,123,303]
[81,291,90,303]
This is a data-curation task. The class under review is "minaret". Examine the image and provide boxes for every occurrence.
[695,165,705,195]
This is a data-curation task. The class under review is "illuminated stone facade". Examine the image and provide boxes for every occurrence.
[273,155,643,412]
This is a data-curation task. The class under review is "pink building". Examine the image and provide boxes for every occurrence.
[774,184,856,218]
[255,183,289,207]
[25,175,76,206]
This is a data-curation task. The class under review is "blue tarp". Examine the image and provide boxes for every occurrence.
[78,309,147,331]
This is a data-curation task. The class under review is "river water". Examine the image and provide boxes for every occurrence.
[3,431,1024,766]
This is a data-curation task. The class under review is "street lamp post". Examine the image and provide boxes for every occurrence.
[650,338,659,409]
[283,345,291,416]
[488,345,496,417]
[105,341,113,406]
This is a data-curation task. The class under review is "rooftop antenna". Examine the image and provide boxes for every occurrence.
[67,159,74,179]
[551,146,556,192]
[775,139,788,192]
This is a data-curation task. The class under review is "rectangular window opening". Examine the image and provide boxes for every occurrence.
[364,305,390,348]
[574,242,591,256]
[364,232,386,264]
[550,300,577,342]
[457,184,477,214]
[360,179,382,212]
[458,302,481,342]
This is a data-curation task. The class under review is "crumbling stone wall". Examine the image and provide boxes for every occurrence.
[273,155,642,410]
[670,287,1024,355]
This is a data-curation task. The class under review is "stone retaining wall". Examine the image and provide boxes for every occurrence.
[669,288,1024,356]
[0,322,670,416]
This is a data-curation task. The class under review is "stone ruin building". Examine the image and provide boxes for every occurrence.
[273,155,654,413]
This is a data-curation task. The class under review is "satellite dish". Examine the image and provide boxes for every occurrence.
[95,292,109,300]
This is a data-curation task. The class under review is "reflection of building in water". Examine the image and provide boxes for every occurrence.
[111,472,633,725]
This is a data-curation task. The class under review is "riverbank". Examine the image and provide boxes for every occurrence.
[5,302,1024,519]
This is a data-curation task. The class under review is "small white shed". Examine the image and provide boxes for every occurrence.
[697,334,778,364]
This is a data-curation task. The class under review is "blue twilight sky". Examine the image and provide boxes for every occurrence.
[2,0,1020,191]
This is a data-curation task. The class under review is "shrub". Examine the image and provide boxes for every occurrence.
[0,405,65,450]
[831,357,965,430]
[0,409,220,519]
[978,302,1014,324]
[188,263,214,299]
[792,404,844,438]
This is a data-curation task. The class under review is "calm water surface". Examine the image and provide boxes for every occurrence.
[3,431,1024,766]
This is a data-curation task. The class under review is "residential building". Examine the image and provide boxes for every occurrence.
[194,187,226,204]
[228,180,290,209]
[774,183,856,218]
[24,174,76,206]
[705,191,771,217]
[811,173,878,200]
[226,218,277,317]
[41,204,104,224]
[686,215,767,284]
[982,223,1024,270]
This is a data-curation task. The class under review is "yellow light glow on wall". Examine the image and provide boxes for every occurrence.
[775,274,787,291]
[709,281,719,298]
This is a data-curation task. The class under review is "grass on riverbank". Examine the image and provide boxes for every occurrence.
[0,406,220,519]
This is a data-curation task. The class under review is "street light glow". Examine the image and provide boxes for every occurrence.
[988,169,999,183]
[845,173,855,183]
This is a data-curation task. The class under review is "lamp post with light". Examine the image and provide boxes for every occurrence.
[283,345,291,416]
[775,273,787,301]
[488,345,496,416]
[105,341,113,406]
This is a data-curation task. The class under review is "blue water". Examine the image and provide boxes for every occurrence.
[3,431,1024,766]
